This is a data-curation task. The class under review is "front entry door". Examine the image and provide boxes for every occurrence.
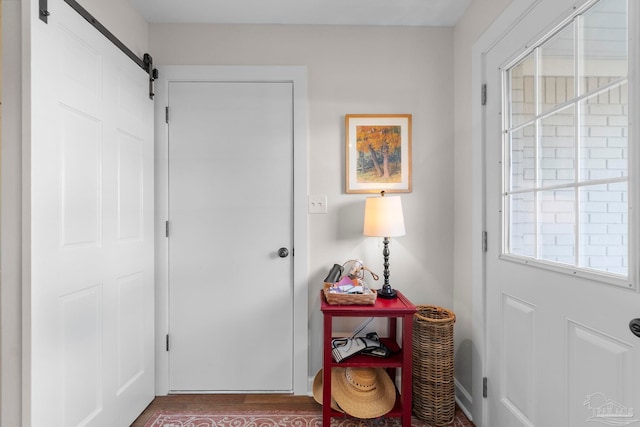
[167,81,294,392]
[483,0,640,425]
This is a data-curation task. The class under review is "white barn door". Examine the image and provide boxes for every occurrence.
[28,1,154,425]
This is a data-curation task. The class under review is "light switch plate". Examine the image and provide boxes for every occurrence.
[308,195,328,214]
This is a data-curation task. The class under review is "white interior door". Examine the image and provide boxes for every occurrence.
[29,1,155,425]
[484,0,640,426]
[167,81,294,392]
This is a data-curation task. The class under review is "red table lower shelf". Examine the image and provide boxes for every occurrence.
[320,290,416,426]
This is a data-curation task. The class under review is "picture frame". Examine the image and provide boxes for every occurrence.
[345,114,412,194]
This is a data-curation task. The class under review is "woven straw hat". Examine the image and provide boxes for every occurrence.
[312,369,343,412]
[330,367,396,419]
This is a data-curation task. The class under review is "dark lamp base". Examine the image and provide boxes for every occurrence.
[377,285,397,299]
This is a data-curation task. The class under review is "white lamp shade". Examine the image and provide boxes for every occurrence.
[363,195,406,237]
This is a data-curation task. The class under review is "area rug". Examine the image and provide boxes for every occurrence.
[144,411,474,427]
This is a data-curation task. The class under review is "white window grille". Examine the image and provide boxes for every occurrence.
[502,0,632,285]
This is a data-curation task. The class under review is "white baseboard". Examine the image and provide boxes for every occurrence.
[455,378,473,422]
[307,375,315,397]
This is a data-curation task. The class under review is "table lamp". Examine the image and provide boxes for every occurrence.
[363,191,406,299]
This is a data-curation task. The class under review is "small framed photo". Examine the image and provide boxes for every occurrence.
[345,114,412,194]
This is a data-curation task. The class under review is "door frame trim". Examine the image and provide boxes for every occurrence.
[153,65,309,395]
[471,1,544,425]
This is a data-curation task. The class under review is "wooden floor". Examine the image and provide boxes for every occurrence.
[130,394,322,426]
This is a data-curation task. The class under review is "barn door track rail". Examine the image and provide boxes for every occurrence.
[39,0,158,99]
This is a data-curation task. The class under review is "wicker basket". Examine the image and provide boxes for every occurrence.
[412,305,456,426]
[323,286,377,305]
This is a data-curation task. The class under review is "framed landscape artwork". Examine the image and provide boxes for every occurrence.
[345,114,412,193]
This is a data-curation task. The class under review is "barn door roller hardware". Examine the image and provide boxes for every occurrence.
[42,0,159,99]
[143,54,158,100]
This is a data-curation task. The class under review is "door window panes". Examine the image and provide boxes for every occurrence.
[539,23,575,114]
[510,124,536,191]
[503,0,630,279]
[579,83,628,182]
[579,183,628,274]
[508,192,536,258]
[540,106,575,187]
[539,189,576,265]
[580,0,628,95]
[509,56,536,127]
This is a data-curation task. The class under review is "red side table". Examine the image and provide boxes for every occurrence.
[320,290,416,426]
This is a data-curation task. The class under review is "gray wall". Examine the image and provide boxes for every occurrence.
[453,0,512,409]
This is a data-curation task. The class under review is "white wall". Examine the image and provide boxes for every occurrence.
[1,2,24,425]
[452,0,511,414]
[149,23,456,380]
[1,0,521,421]
[72,0,149,58]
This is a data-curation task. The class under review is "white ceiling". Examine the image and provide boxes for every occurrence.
[130,0,472,27]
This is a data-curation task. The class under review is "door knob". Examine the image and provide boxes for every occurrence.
[278,248,289,258]
[630,319,640,338]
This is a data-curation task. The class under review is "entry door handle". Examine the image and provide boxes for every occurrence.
[630,319,640,338]
[278,248,289,258]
